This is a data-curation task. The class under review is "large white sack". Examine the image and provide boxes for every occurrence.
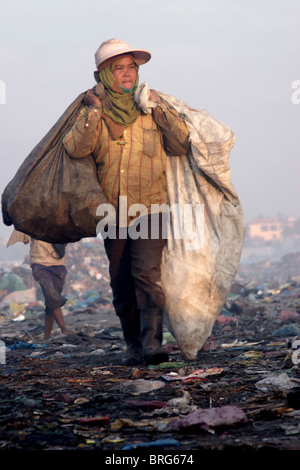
[158,92,245,360]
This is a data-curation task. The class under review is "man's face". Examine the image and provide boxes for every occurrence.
[112,56,137,90]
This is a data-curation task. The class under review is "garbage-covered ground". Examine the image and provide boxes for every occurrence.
[0,239,300,452]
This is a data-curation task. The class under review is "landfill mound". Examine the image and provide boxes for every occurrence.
[0,239,299,451]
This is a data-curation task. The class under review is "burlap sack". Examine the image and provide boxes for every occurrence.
[2,93,107,243]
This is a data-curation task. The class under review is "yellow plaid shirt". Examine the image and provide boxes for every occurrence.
[63,100,190,221]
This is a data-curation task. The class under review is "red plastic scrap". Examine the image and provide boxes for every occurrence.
[182,370,207,384]
[79,415,110,425]
[216,314,238,325]
[124,400,168,409]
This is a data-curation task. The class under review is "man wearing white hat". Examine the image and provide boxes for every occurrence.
[63,39,190,365]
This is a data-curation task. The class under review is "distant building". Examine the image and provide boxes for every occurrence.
[248,216,295,242]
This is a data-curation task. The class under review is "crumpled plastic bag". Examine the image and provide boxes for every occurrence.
[255,373,300,392]
[155,90,245,360]
[166,405,247,432]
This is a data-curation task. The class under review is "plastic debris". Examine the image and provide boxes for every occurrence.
[166,405,247,432]
[74,398,90,405]
[110,417,158,432]
[167,390,191,407]
[282,424,300,436]
[9,340,38,350]
[278,310,300,322]
[255,373,300,392]
[101,436,125,444]
[79,415,110,426]
[90,348,106,355]
[9,302,26,315]
[12,314,26,322]
[149,361,196,370]
[221,340,262,349]
[162,367,223,383]
[122,438,180,450]
[118,379,165,395]
[272,324,300,337]
[124,400,167,409]
[216,314,238,325]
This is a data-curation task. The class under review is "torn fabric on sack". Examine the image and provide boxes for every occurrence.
[157,91,245,360]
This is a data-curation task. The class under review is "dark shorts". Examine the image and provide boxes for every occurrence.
[31,264,67,316]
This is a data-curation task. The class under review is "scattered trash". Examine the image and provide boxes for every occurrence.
[101,436,125,444]
[118,379,165,395]
[282,423,300,436]
[52,351,67,358]
[122,438,180,450]
[79,415,110,426]
[216,314,238,325]
[149,361,196,370]
[221,340,262,349]
[110,417,157,432]
[272,325,300,337]
[167,390,191,407]
[12,314,26,322]
[278,310,300,322]
[74,398,90,405]
[166,405,247,432]
[9,340,38,350]
[255,373,300,392]
[1,240,300,450]
[90,348,106,355]
[124,400,168,410]
[162,367,223,383]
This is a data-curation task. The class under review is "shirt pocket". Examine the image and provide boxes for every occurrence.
[143,128,163,158]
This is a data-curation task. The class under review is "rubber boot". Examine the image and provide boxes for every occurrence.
[140,308,169,365]
[119,314,142,365]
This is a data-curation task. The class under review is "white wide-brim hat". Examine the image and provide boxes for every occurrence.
[95,38,151,70]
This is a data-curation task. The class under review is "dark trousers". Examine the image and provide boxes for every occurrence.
[103,215,166,321]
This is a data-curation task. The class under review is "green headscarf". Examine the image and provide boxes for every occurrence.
[96,58,141,128]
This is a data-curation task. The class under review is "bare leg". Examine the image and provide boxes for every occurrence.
[52,307,69,336]
[44,314,55,340]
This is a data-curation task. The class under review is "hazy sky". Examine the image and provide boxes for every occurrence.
[1,0,299,241]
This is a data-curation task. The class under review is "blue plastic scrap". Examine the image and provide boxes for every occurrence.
[9,341,39,350]
[122,438,180,450]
